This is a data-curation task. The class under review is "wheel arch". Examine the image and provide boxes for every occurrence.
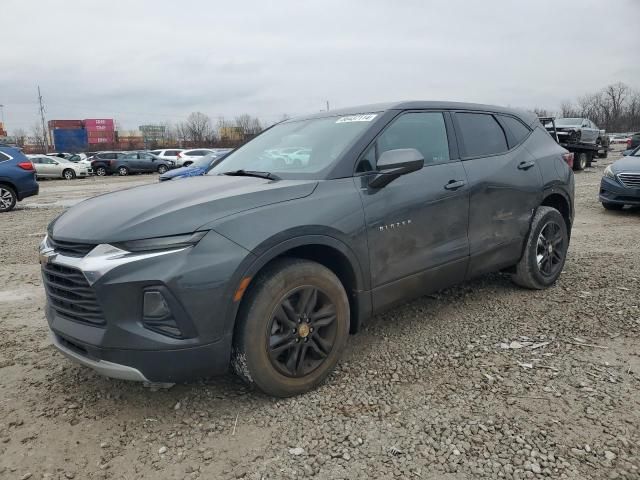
[540,190,572,235]
[226,235,370,337]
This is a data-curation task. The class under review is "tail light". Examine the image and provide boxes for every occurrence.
[18,161,34,171]
[627,139,632,148]
[177,152,182,158]
[562,152,574,168]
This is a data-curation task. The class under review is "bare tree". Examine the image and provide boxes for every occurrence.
[234,114,263,137]
[31,122,47,153]
[13,128,27,147]
[183,112,216,145]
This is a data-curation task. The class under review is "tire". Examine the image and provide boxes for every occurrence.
[602,202,624,211]
[157,164,168,174]
[0,185,17,212]
[232,258,350,397]
[573,152,587,171]
[117,166,129,176]
[511,206,569,290]
[62,169,76,180]
[95,166,107,176]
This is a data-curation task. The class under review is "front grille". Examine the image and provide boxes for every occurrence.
[48,237,95,257]
[42,263,105,326]
[618,173,640,189]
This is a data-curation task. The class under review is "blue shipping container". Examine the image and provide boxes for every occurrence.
[53,128,88,152]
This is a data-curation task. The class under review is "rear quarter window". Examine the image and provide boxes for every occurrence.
[0,151,11,162]
[497,115,531,148]
[456,113,508,157]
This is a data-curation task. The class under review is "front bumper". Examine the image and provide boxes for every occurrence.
[42,230,253,382]
[599,176,640,205]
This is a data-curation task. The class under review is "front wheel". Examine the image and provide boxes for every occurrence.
[602,202,624,211]
[0,185,17,212]
[232,258,350,397]
[62,169,76,180]
[511,206,569,290]
[157,164,168,174]
[95,166,107,176]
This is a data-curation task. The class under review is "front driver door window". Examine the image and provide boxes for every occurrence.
[356,111,470,312]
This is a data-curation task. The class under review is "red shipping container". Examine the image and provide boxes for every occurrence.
[88,137,114,144]
[48,119,83,129]
[87,129,114,138]
[86,124,114,132]
[84,119,114,129]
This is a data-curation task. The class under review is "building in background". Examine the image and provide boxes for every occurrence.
[139,124,166,147]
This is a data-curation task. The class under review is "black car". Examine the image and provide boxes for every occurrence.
[91,151,174,176]
[600,147,640,210]
[40,101,574,396]
[627,132,640,151]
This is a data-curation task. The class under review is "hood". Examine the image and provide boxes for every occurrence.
[51,175,318,243]
[612,155,640,172]
[159,165,205,180]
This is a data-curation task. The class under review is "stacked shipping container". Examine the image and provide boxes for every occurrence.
[48,119,87,152]
[85,119,115,145]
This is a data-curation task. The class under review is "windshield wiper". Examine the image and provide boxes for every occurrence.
[221,169,281,180]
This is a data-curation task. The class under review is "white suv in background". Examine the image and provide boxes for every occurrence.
[150,149,185,165]
[175,149,217,167]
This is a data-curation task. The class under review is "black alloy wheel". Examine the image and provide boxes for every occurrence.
[536,221,565,278]
[267,286,338,377]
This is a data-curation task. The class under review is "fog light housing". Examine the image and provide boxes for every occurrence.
[144,291,170,318]
[143,290,183,338]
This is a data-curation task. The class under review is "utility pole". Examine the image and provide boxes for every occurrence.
[0,104,4,124]
[38,86,48,152]
[326,100,330,112]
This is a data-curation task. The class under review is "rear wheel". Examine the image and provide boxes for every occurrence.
[95,166,107,176]
[512,206,568,290]
[157,164,168,174]
[117,166,129,176]
[573,152,588,171]
[602,202,624,211]
[0,185,17,212]
[62,169,76,180]
[232,258,350,397]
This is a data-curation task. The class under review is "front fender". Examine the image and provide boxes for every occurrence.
[219,232,370,337]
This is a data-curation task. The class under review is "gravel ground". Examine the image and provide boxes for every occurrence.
[1,151,638,480]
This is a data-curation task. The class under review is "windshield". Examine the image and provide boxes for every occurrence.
[208,114,379,179]
[555,118,583,127]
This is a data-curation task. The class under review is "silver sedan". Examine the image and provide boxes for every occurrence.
[28,155,90,180]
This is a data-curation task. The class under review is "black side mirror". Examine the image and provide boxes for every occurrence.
[368,148,424,188]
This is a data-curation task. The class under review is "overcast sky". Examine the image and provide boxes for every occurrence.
[2,0,639,133]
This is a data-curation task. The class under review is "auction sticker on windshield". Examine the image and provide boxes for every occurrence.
[336,114,377,123]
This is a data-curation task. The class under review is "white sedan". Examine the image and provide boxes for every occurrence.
[28,155,90,180]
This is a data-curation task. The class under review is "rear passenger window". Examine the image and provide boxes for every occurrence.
[498,115,531,148]
[0,152,11,162]
[456,113,508,157]
[377,112,450,166]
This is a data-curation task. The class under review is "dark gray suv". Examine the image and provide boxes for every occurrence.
[40,101,575,396]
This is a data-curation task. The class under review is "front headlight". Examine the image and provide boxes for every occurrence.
[604,165,615,179]
[112,231,207,253]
